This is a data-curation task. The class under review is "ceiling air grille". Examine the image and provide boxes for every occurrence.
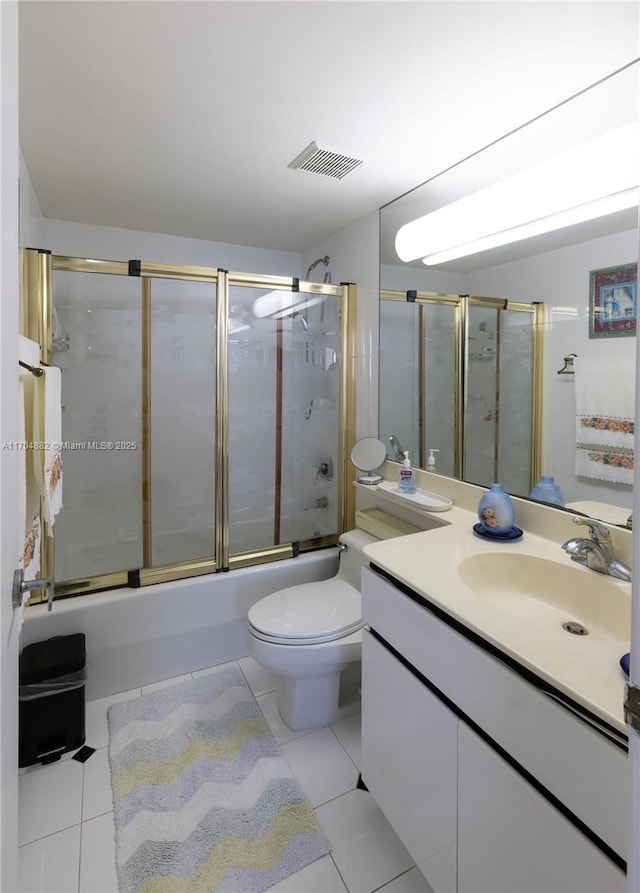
[288,141,364,180]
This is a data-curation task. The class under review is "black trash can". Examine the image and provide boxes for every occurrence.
[19,633,87,768]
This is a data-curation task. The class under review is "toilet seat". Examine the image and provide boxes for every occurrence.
[247,580,364,645]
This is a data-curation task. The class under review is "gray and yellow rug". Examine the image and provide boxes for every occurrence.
[107,664,330,893]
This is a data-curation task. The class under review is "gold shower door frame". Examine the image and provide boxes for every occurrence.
[379,289,543,487]
[22,249,356,602]
[465,296,544,489]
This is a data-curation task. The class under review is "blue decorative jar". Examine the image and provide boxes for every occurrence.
[477,483,516,535]
[529,475,565,507]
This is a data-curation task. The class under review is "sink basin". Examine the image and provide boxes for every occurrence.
[457,552,630,641]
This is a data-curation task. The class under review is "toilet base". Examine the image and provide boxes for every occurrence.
[276,661,361,731]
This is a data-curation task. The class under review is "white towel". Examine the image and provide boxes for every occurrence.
[33,365,63,533]
[18,337,42,578]
[573,356,634,484]
[19,335,41,368]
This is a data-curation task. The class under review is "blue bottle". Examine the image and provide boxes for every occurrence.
[477,483,516,535]
[529,475,565,507]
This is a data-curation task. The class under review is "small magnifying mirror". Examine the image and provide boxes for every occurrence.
[350,437,387,485]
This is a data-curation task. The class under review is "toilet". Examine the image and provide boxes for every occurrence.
[246,528,379,730]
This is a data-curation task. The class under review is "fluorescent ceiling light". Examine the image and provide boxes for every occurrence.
[423,188,639,265]
[252,289,326,319]
[395,122,640,264]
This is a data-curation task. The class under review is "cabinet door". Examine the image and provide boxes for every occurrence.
[457,723,626,893]
[361,631,457,893]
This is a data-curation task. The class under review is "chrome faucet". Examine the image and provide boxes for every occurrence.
[561,517,632,582]
[388,435,405,461]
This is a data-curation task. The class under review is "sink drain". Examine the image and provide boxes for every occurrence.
[562,621,588,636]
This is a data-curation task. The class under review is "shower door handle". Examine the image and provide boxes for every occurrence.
[12,569,56,611]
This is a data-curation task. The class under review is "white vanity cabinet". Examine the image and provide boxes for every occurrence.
[362,631,457,891]
[361,566,628,893]
[457,724,625,892]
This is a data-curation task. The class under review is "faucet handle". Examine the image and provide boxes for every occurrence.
[572,516,611,544]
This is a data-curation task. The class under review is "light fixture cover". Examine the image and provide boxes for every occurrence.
[423,187,640,266]
[396,122,640,264]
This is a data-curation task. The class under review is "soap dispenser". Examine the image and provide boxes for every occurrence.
[399,451,417,493]
[426,449,440,472]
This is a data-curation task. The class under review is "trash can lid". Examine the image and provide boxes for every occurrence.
[20,634,86,685]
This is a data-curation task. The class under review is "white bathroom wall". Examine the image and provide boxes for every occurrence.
[19,152,44,251]
[380,262,468,296]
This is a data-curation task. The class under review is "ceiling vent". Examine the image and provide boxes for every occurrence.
[288,141,364,180]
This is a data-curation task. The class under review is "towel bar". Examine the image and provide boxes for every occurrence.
[19,361,44,377]
[557,353,577,375]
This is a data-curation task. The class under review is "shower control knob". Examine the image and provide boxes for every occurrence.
[317,459,334,480]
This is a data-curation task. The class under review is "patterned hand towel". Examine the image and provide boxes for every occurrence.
[574,355,634,484]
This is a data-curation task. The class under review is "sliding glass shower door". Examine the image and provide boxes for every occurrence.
[228,284,341,554]
[378,289,542,491]
[464,298,542,494]
[49,266,144,583]
[148,276,216,566]
[24,251,353,600]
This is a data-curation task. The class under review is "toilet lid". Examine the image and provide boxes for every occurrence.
[248,580,364,644]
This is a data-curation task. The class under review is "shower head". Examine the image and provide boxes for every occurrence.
[305,255,330,280]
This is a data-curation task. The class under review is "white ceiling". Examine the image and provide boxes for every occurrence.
[18,1,640,256]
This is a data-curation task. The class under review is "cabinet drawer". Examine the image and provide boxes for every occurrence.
[362,630,457,893]
[362,566,628,861]
[458,723,626,893]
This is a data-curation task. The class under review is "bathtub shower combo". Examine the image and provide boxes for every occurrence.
[21,249,356,604]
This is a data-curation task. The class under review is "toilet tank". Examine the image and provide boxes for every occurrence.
[336,529,380,590]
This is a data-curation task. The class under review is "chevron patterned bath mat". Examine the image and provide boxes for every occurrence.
[107,664,330,893]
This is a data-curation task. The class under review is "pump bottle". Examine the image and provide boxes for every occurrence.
[398,451,416,493]
[426,449,440,472]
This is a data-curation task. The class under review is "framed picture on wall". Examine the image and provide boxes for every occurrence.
[589,262,638,338]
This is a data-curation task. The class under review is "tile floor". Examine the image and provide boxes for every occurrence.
[18,657,432,893]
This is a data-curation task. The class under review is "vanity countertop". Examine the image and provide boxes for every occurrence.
[363,509,630,737]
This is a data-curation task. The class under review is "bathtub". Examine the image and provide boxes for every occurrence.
[21,548,338,701]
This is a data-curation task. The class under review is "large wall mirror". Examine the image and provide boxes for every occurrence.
[379,61,639,526]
